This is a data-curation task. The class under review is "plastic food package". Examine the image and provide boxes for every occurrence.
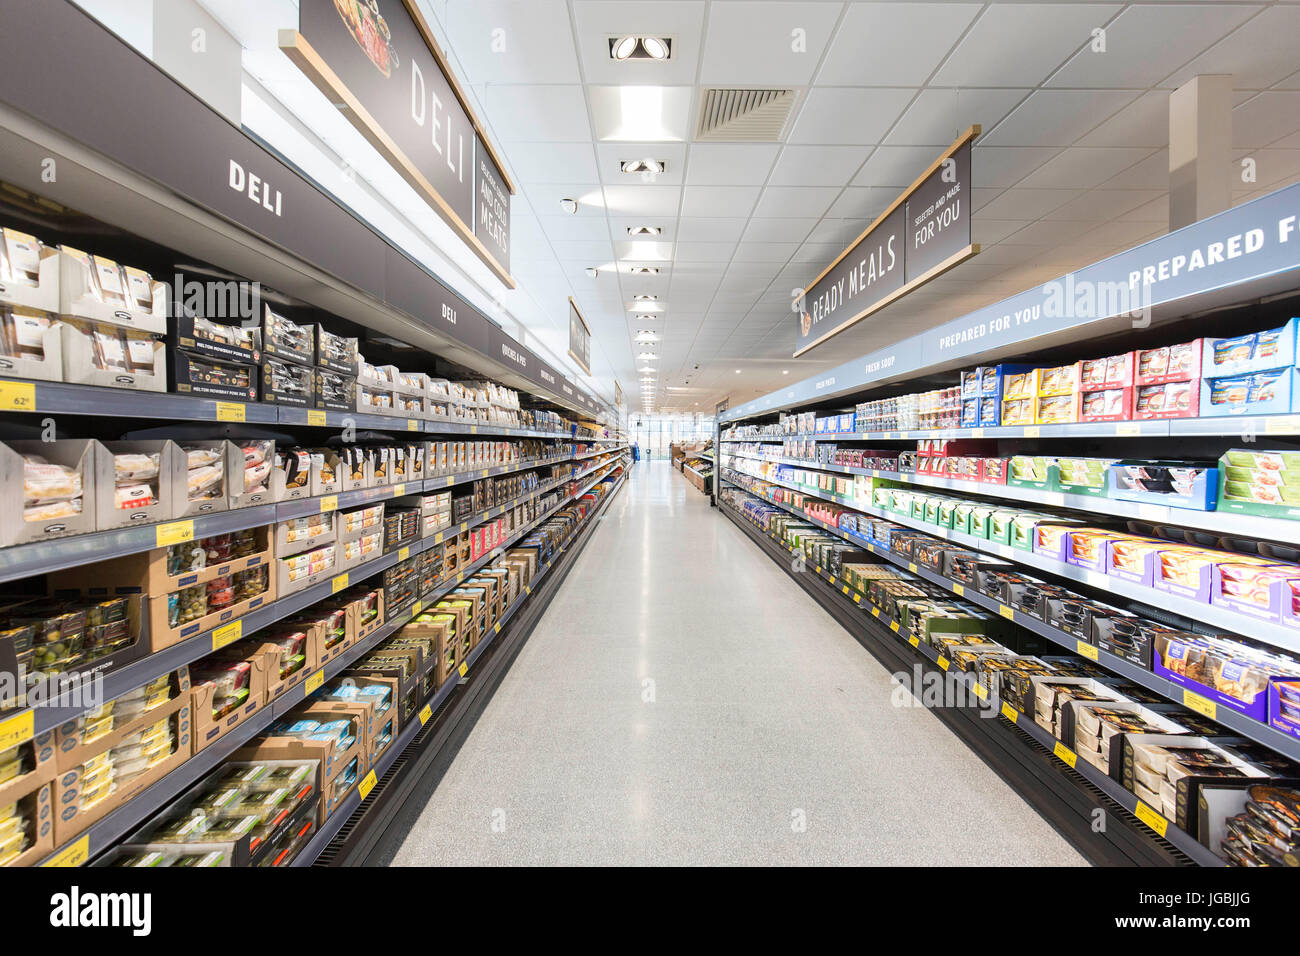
[0,307,50,360]
[0,228,41,286]
[22,455,81,506]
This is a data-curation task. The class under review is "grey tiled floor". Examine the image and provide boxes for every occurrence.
[391,461,1087,866]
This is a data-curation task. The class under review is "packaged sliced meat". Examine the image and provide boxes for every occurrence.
[113,453,159,482]
[23,456,81,505]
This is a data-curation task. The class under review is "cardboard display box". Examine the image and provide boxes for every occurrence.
[191,650,271,750]
[0,781,53,867]
[2,438,99,546]
[52,668,190,772]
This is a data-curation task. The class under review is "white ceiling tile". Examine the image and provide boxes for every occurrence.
[484,85,592,141]
[444,0,581,84]
[818,3,982,86]
[1101,149,1169,189]
[932,4,1123,87]
[731,242,800,263]
[1044,188,1165,222]
[1118,195,1170,223]
[1163,5,1300,92]
[852,145,945,188]
[885,88,1028,147]
[972,219,1032,245]
[700,2,843,86]
[1234,92,1300,149]
[681,185,762,217]
[588,86,694,142]
[572,1,708,86]
[1075,91,1172,149]
[600,185,683,217]
[506,143,600,184]
[788,88,916,146]
[833,186,896,221]
[981,90,1142,147]
[742,218,818,243]
[548,239,616,260]
[675,218,749,242]
[1017,147,1156,189]
[804,218,863,247]
[974,188,1082,220]
[1001,218,1098,247]
[684,144,780,186]
[769,145,869,187]
[522,182,607,217]
[791,242,849,264]
[535,216,615,243]
[595,143,689,185]
[612,239,675,261]
[673,242,738,263]
[1049,4,1257,90]
[972,146,1060,188]
[752,185,841,218]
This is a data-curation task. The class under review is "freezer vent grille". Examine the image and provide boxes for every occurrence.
[696,88,798,142]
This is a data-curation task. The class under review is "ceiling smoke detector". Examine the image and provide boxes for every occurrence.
[609,36,672,61]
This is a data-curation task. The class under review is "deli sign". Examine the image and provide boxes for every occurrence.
[794,127,979,356]
[282,0,515,286]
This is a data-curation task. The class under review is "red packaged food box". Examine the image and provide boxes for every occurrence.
[980,458,1009,484]
[1081,351,1135,389]
[1078,385,1134,422]
[1134,340,1202,386]
[1133,380,1199,419]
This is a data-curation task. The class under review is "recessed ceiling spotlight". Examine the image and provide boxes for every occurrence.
[559,198,578,214]
[627,266,660,275]
[585,267,599,279]
[633,314,658,322]
[637,352,658,360]
[609,36,672,61]
[735,369,741,374]
[634,331,658,343]
[627,226,661,237]
[620,159,666,175]
[782,370,789,375]
[633,294,658,302]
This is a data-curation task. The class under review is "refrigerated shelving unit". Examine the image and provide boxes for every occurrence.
[716,181,1300,867]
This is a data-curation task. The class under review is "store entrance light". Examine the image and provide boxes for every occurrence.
[609,36,672,61]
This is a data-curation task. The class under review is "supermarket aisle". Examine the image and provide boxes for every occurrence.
[391,462,1085,866]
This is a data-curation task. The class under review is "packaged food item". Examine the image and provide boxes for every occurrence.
[262,307,314,365]
[261,357,313,406]
[0,308,51,361]
[0,228,42,287]
[90,256,128,306]
[191,660,252,720]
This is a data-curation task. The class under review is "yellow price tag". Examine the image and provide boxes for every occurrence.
[407,419,419,432]
[215,401,245,422]
[1023,425,1040,437]
[1134,801,1169,837]
[458,661,468,678]
[1053,742,1077,768]
[852,594,861,604]
[460,523,468,533]
[908,562,917,573]
[332,573,349,593]
[307,409,328,427]
[1076,640,1099,661]
[1183,689,1217,720]
[525,585,531,596]
[392,484,405,497]
[872,608,880,619]
[155,520,194,547]
[841,585,849,596]
[952,583,964,596]
[0,380,36,412]
[889,621,900,633]
[212,620,242,650]
[43,835,90,868]
[937,656,950,671]
[319,495,338,513]
[412,601,422,615]
[908,636,919,648]
[399,546,410,562]
[494,622,501,634]
[1001,703,1018,723]
[970,427,984,438]
[470,425,478,435]
[0,710,34,750]
[481,469,489,478]
[1115,422,1141,436]
[1265,415,1300,435]
[973,682,988,700]
[418,704,432,726]
[358,769,378,800]
[304,669,325,695]
[446,476,455,486]
[999,605,1015,620]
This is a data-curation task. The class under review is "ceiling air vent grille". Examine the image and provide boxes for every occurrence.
[696,88,797,142]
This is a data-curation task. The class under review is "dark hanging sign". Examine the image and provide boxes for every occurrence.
[794,127,979,357]
[568,297,592,375]
[282,0,515,287]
